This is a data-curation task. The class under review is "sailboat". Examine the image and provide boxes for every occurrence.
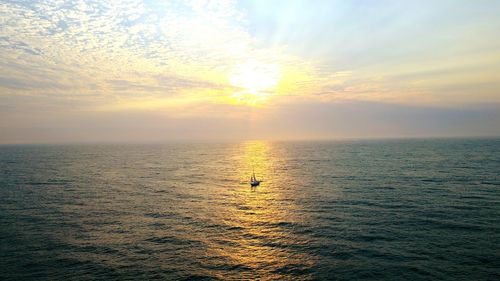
[250,170,261,187]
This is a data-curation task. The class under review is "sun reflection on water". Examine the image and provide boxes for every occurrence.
[203,140,315,278]
[55,141,315,279]
[240,140,271,185]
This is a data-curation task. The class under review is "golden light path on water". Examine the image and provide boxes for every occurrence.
[48,141,319,279]
[3,140,500,280]
[199,141,316,279]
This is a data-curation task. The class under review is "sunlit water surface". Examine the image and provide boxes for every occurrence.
[1,139,499,280]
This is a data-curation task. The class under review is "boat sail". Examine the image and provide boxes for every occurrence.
[250,170,260,187]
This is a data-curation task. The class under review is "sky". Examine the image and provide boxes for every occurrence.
[1,0,500,143]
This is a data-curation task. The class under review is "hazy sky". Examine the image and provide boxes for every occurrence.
[1,0,500,143]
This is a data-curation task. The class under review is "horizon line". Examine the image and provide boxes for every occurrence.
[1,135,499,146]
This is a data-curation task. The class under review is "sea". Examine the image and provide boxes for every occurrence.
[1,138,499,280]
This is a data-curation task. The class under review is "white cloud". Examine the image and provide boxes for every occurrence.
[1,0,499,115]
[1,0,313,109]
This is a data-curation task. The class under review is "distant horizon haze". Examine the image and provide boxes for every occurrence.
[1,100,499,144]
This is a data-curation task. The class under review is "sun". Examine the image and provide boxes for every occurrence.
[229,60,281,104]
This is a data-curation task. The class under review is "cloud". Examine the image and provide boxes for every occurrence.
[0,1,311,104]
[3,0,499,110]
[1,1,500,143]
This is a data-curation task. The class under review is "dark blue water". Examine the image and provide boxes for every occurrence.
[1,139,499,280]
